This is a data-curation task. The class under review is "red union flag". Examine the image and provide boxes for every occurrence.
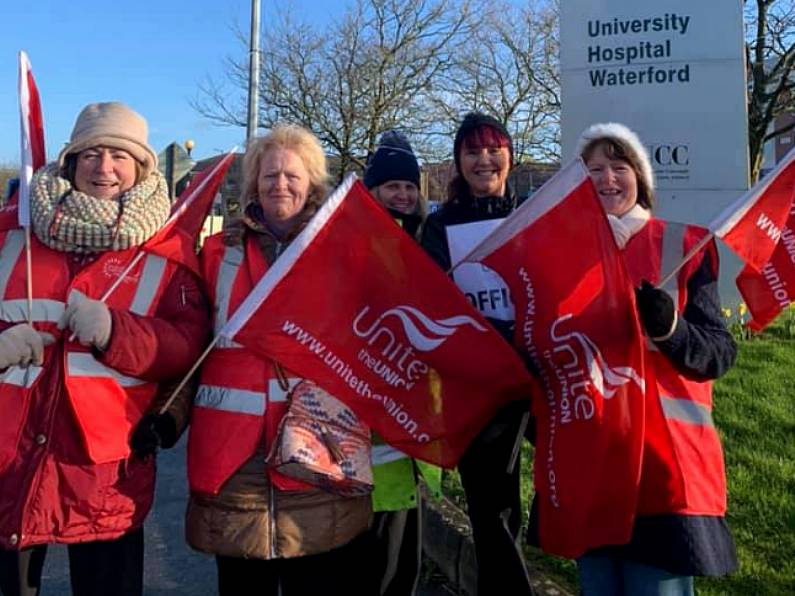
[142,151,235,274]
[17,50,46,228]
[736,199,795,330]
[461,159,647,558]
[220,176,537,468]
[710,148,795,272]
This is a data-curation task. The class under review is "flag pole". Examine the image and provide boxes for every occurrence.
[100,252,146,302]
[157,333,222,415]
[18,51,41,326]
[507,411,529,474]
[24,227,33,324]
[65,251,145,342]
[657,232,713,288]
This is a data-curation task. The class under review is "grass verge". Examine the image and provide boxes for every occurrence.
[441,326,795,594]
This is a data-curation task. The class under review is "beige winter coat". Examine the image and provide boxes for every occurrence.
[185,447,372,559]
[162,338,372,560]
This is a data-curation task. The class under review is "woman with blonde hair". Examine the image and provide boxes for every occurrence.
[185,123,374,596]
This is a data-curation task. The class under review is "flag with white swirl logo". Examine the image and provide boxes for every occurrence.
[735,197,795,330]
[710,147,795,273]
[461,159,648,558]
[220,176,537,468]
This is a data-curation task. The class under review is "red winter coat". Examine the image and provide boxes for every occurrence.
[0,251,209,550]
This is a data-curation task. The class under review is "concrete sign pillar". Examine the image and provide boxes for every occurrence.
[561,0,749,300]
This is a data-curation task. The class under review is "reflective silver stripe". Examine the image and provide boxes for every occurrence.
[216,336,243,349]
[195,384,265,415]
[214,246,244,335]
[0,231,25,297]
[659,223,687,308]
[129,255,168,315]
[0,299,65,323]
[1,365,43,388]
[660,396,714,428]
[267,377,301,403]
[66,352,146,387]
[372,444,409,466]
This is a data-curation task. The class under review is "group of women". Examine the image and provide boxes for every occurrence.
[0,100,736,596]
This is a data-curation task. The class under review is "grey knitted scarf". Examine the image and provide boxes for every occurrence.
[30,164,171,253]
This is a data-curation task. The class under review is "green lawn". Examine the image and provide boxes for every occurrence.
[441,326,795,595]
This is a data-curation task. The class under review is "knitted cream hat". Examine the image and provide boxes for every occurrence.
[575,122,654,193]
[58,102,158,178]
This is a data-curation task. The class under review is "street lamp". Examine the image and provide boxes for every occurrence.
[184,139,195,157]
[247,0,260,142]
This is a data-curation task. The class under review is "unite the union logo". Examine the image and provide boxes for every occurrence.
[550,313,644,423]
[352,304,487,389]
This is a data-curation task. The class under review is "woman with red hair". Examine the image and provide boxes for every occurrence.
[421,112,535,596]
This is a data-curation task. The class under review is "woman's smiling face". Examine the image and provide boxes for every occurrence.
[585,144,639,217]
[74,146,138,200]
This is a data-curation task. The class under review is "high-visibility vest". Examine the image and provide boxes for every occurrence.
[624,219,727,517]
[187,233,312,496]
[371,439,442,511]
[0,230,179,470]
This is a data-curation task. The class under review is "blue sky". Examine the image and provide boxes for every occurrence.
[0,0,341,165]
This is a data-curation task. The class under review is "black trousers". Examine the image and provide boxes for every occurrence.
[216,531,377,596]
[370,505,422,596]
[458,409,535,596]
[0,527,143,596]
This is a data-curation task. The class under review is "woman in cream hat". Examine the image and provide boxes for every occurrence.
[0,102,209,596]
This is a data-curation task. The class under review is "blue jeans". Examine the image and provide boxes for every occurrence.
[577,554,695,596]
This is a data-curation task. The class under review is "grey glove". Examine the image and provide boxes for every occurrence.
[0,324,55,369]
[58,292,113,350]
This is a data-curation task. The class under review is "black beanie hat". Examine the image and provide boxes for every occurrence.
[364,131,420,190]
[453,112,514,174]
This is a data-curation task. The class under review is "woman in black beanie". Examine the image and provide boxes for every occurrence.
[420,112,535,596]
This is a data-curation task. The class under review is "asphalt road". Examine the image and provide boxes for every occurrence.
[37,439,451,595]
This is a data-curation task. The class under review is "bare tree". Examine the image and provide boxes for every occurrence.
[432,0,561,164]
[745,0,795,181]
[193,0,477,180]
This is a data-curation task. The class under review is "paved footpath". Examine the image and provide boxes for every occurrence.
[37,438,450,595]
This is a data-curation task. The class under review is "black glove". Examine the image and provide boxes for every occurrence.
[130,412,178,459]
[635,280,676,339]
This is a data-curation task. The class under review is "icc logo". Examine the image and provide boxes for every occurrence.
[649,144,689,167]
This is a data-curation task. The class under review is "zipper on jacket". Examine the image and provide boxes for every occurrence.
[265,379,278,560]
[269,475,277,559]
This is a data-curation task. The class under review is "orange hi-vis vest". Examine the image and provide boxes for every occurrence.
[624,219,727,517]
[0,229,180,471]
[187,233,311,496]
